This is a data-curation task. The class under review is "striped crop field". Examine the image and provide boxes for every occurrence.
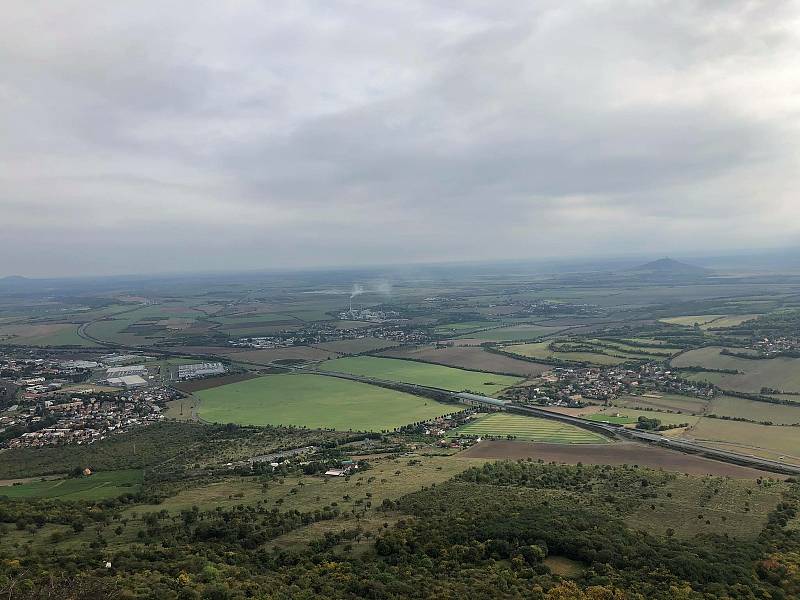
[451,413,608,444]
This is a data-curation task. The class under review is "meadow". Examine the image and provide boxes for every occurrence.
[318,356,522,394]
[0,469,142,500]
[451,413,608,444]
[195,373,455,431]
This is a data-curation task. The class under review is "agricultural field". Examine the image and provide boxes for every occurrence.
[614,393,709,415]
[0,321,91,346]
[588,339,682,356]
[223,346,338,365]
[312,337,400,354]
[195,373,455,431]
[451,413,608,444]
[501,341,630,366]
[318,356,522,394]
[378,344,551,377]
[0,470,142,500]
[456,324,566,342]
[459,440,779,478]
[587,406,701,428]
[703,314,761,329]
[210,313,299,325]
[684,418,800,463]
[672,346,800,393]
[708,395,800,425]
[659,315,725,326]
[433,321,499,334]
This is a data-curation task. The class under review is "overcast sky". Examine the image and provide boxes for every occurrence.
[2,1,799,277]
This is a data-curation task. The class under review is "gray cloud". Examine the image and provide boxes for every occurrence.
[1,1,799,276]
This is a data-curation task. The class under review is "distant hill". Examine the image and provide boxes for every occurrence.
[630,257,709,275]
[620,258,711,281]
[0,275,28,282]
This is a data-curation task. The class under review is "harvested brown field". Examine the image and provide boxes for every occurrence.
[173,373,258,393]
[223,346,338,365]
[379,345,550,377]
[459,440,778,478]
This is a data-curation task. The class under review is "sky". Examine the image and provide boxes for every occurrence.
[2,1,799,277]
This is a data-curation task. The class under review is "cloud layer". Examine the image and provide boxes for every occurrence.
[2,1,799,276]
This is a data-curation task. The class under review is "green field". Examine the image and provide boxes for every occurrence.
[0,470,142,500]
[451,413,608,444]
[672,346,800,393]
[502,341,629,366]
[318,356,522,394]
[196,373,455,431]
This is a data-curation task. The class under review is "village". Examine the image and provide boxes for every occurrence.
[227,322,431,349]
[504,362,715,407]
[0,350,210,448]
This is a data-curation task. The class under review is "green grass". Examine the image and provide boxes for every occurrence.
[0,470,142,500]
[196,373,455,431]
[318,356,522,394]
[451,413,608,444]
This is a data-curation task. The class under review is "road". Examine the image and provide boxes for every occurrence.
[309,368,800,476]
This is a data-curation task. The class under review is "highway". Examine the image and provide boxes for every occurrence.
[310,368,800,477]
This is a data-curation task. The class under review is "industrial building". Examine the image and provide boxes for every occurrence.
[177,362,225,380]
